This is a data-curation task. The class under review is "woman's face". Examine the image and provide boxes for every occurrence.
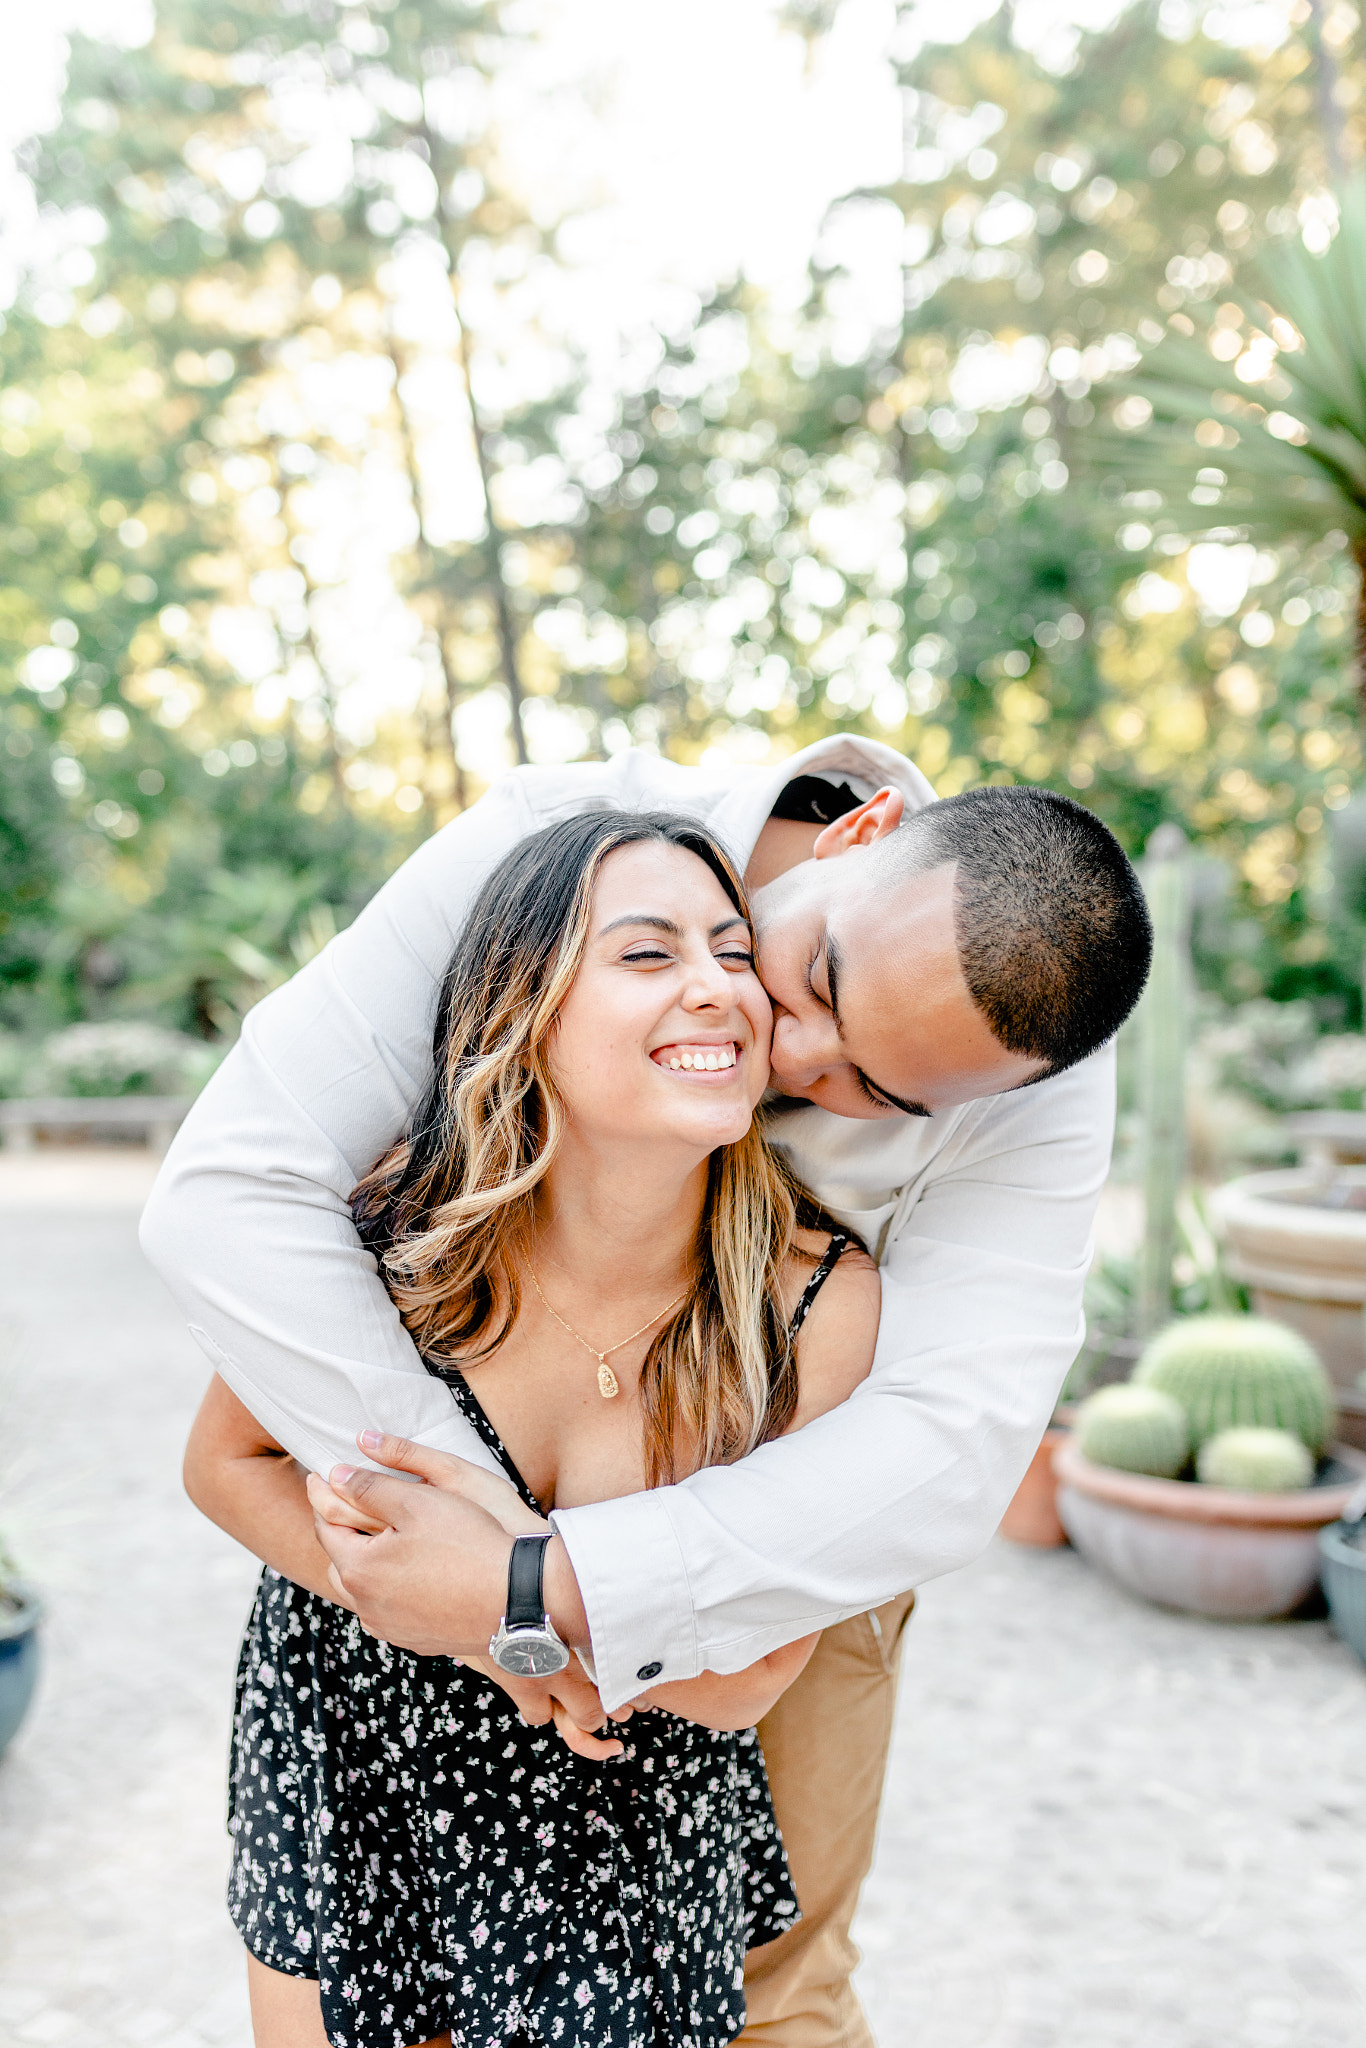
[549,840,773,1157]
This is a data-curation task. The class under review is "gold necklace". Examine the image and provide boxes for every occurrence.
[527,1266,690,1399]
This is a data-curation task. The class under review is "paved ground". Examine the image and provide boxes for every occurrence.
[1,1151,1364,2048]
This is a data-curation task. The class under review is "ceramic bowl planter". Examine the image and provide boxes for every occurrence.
[0,1584,42,1761]
[1053,1438,1366,1620]
[1213,1168,1366,1389]
[1318,1521,1366,1665]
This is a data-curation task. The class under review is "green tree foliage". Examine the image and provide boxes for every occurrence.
[570,0,1366,1012]
[6,0,1366,1045]
[2,0,574,1033]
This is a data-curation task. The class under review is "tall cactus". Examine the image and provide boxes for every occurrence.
[1136,825,1191,1339]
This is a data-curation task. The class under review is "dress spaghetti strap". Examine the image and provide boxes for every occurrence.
[787,1228,853,1340]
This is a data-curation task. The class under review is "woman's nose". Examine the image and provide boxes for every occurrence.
[680,951,734,1010]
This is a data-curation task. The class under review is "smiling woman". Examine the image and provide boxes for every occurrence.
[183,803,879,2048]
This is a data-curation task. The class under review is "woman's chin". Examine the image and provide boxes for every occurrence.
[630,1097,756,1156]
[680,1102,757,1150]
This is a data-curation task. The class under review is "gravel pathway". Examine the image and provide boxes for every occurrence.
[1,1152,1363,2048]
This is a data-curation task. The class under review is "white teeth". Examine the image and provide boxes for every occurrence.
[660,1045,737,1071]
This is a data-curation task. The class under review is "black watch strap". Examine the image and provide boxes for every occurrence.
[505,1533,552,1629]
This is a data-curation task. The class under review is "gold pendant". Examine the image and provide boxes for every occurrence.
[597,1358,620,1399]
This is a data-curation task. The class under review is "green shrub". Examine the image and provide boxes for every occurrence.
[23,1022,219,1099]
[1135,1314,1333,1453]
[1075,1384,1190,1478]
[1196,1427,1315,1493]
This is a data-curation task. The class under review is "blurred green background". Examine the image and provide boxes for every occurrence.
[3,0,1365,1108]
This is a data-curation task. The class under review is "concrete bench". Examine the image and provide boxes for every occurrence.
[0,1096,193,1155]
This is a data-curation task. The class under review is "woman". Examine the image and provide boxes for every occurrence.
[184,808,880,2048]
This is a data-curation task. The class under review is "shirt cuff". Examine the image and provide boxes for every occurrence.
[549,1490,698,1714]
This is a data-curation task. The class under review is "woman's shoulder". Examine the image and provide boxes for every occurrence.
[778,1229,880,1434]
[786,1226,878,1297]
[791,1223,875,1263]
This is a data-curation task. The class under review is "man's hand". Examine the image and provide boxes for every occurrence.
[307,1461,512,1656]
[362,1431,553,1534]
[309,1435,618,1756]
[453,1651,625,1763]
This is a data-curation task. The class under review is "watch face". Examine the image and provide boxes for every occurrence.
[495,1630,570,1678]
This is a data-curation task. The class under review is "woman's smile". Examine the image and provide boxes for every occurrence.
[650,1038,741,1075]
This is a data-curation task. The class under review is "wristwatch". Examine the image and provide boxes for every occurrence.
[488,1533,571,1677]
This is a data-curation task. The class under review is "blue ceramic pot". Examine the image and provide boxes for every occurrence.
[1319,1523,1366,1668]
[0,1584,42,1761]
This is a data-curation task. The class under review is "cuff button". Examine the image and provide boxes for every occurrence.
[636,1660,663,1681]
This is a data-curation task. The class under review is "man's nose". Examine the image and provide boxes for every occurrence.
[771,1010,841,1084]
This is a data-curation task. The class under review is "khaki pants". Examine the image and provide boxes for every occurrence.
[738,1590,917,2048]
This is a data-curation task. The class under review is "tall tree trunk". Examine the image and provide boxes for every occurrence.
[423,120,530,767]
[1355,535,1366,720]
[386,331,469,814]
[269,444,348,804]
[453,312,530,766]
[1306,0,1348,184]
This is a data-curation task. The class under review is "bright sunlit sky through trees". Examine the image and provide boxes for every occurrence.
[2,0,1304,780]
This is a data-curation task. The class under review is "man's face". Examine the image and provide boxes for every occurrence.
[751,854,1046,1119]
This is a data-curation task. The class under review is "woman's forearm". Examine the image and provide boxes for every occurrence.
[194,1450,345,1603]
[184,1375,351,1605]
[639,1633,818,1733]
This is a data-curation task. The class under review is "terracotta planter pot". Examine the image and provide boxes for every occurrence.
[999,1427,1070,1547]
[1054,1438,1366,1620]
[1213,1168,1366,1386]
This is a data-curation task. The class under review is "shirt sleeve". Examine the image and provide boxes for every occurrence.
[138,775,535,1478]
[552,1045,1113,1711]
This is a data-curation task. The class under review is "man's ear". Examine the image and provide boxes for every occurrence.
[812,786,905,859]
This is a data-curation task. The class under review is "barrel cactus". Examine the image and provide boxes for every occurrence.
[1075,1384,1190,1478]
[1196,1427,1315,1493]
[1134,1315,1333,1453]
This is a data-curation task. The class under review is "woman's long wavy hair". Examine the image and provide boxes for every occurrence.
[352,809,822,1486]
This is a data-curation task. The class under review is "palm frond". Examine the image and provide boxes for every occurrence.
[1089,173,1366,545]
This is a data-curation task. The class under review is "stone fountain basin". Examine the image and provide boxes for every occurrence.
[1213,1168,1366,1401]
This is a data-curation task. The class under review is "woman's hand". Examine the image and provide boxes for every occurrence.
[310,1431,551,1538]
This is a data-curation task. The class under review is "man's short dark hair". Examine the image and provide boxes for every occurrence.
[884,785,1153,1077]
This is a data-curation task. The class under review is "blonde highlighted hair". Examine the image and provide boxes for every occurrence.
[353,810,830,1485]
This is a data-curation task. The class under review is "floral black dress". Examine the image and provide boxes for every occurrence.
[222,1235,855,2047]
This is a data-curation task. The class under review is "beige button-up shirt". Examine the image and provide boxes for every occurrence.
[141,734,1113,1710]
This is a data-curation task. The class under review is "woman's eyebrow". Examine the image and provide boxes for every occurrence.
[599,913,751,938]
[600,914,683,936]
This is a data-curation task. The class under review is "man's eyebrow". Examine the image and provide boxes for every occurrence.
[825,932,846,1036]
[828,937,930,1116]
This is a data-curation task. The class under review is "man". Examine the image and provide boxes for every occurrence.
[142,732,1150,2046]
